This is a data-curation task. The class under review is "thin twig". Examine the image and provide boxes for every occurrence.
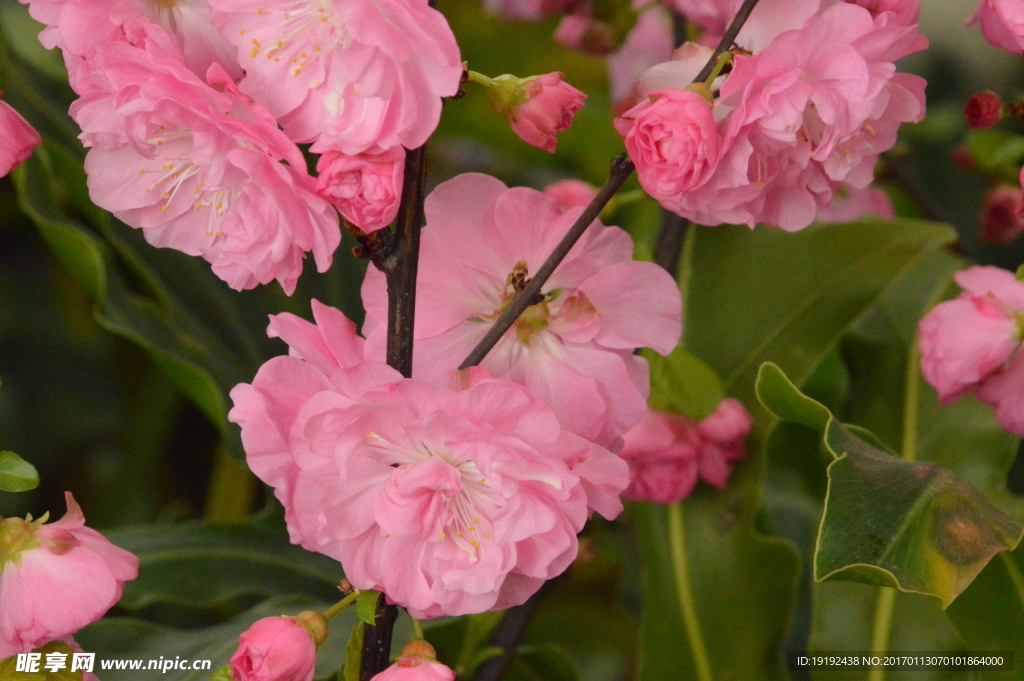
[654,209,690,273]
[459,153,635,369]
[694,0,761,83]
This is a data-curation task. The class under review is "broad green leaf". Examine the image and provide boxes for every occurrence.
[946,545,1024,680]
[342,622,364,681]
[757,363,1023,606]
[106,520,344,610]
[0,450,39,492]
[966,129,1024,181]
[636,219,954,681]
[356,590,381,626]
[645,346,723,421]
[76,596,348,681]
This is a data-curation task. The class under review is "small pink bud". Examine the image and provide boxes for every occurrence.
[0,99,41,177]
[978,185,1024,245]
[230,617,318,681]
[965,91,1004,130]
[316,147,405,233]
[370,640,455,681]
[489,73,586,153]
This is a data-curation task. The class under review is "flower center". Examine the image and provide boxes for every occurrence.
[247,0,347,82]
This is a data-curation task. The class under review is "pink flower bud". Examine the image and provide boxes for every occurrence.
[0,493,139,658]
[918,266,1024,404]
[230,617,318,681]
[505,73,587,153]
[371,641,455,681]
[978,185,1024,244]
[965,91,1004,129]
[614,88,720,210]
[554,15,616,56]
[316,148,405,233]
[0,99,41,178]
[543,179,598,210]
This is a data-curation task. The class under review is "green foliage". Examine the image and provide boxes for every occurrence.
[758,362,1023,606]
[645,346,723,421]
[342,622,364,681]
[0,449,38,492]
[356,590,381,626]
[0,640,84,681]
[506,644,579,681]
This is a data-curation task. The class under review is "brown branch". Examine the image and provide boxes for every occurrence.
[694,0,761,83]
[459,153,635,369]
[359,593,401,681]
[654,209,690,273]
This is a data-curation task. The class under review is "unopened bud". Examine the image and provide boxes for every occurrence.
[399,639,437,660]
[979,185,1024,245]
[554,15,615,56]
[339,578,354,594]
[951,145,975,172]
[965,91,1003,130]
[294,611,329,646]
[683,82,714,106]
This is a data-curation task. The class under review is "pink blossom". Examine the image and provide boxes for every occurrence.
[505,73,586,153]
[18,0,240,82]
[371,641,454,681]
[918,266,1024,403]
[968,0,1024,54]
[977,349,1024,437]
[665,0,739,43]
[845,0,919,26]
[606,7,673,113]
[978,185,1024,245]
[229,300,629,618]
[543,179,597,211]
[70,21,340,294]
[483,0,575,21]
[208,0,462,155]
[646,1,927,230]
[316,147,404,233]
[0,100,41,177]
[614,88,720,205]
[360,173,682,448]
[230,617,318,681]
[620,399,752,504]
[0,493,139,658]
[554,14,615,56]
[816,185,895,223]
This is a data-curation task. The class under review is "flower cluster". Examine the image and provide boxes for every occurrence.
[0,493,139,660]
[918,266,1024,438]
[613,0,927,230]
[230,298,631,618]
[620,399,752,505]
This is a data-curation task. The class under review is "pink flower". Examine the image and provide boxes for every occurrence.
[360,173,682,448]
[620,399,752,504]
[0,493,139,658]
[648,1,927,230]
[846,0,919,26]
[371,641,455,681]
[70,21,340,294]
[316,147,404,233]
[977,349,1024,437]
[208,0,462,155]
[978,185,1024,245]
[483,0,575,21]
[230,616,319,681]
[968,0,1024,54]
[918,266,1024,403]
[0,100,41,177]
[965,91,1004,129]
[816,185,895,223]
[543,179,597,211]
[18,0,240,82]
[501,73,586,153]
[554,14,615,56]
[606,7,673,114]
[230,301,628,618]
[615,88,720,206]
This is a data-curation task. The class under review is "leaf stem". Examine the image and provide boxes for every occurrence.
[411,616,425,640]
[867,588,896,681]
[323,591,360,620]
[668,503,713,681]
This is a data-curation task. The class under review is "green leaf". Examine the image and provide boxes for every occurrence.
[76,596,347,681]
[208,667,233,681]
[645,346,724,421]
[0,640,84,681]
[636,219,953,681]
[106,519,344,610]
[757,362,1023,606]
[967,129,1024,180]
[0,450,39,492]
[506,643,579,681]
[342,622,365,681]
[356,590,381,626]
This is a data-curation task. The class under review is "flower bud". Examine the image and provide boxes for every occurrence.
[485,73,587,153]
[978,185,1024,245]
[370,639,455,681]
[554,15,615,56]
[0,99,41,178]
[965,91,1003,130]
[316,147,405,233]
[230,617,317,681]
[293,611,329,647]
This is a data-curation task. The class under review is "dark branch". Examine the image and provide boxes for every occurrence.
[694,0,762,83]
[359,594,400,681]
[654,209,689,273]
[459,154,635,369]
[471,587,548,681]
